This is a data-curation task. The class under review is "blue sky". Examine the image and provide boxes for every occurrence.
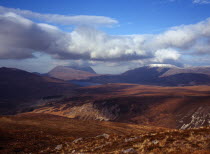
[0,0,210,73]
[1,0,210,34]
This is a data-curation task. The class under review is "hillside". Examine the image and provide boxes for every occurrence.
[0,113,165,153]
[48,66,98,80]
[0,113,209,153]
[33,83,210,129]
[0,67,77,115]
[161,66,210,77]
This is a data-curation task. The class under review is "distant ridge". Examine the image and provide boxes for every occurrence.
[81,65,210,86]
[161,66,210,77]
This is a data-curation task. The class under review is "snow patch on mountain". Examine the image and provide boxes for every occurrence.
[147,64,179,68]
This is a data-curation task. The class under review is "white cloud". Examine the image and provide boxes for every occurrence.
[0,6,118,26]
[0,12,64,59]
[193,0,210,4]
[0,13,147,61]
[1,8,210,68]
[154,48,180,63]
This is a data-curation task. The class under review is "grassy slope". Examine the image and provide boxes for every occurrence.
[0,113,164,153]
[0,113,210,153]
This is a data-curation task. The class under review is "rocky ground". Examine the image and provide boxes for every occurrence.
[62,127,210,154]
[0,113,210,153]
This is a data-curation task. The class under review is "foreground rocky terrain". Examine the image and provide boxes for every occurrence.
[0,113,164,153]
[0,113,209,153]
[62,126,210,154]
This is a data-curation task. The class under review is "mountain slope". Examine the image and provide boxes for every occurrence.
[0,67,77,115]
[161,66,210,77]
[33,83,210,129]
[70,66,96,74]
[48,66,98,80]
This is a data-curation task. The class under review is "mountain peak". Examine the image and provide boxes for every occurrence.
[48,65,98,81]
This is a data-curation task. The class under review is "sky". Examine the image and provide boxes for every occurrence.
[0,0,210,74]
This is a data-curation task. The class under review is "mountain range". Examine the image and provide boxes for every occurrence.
[81,65,210,86]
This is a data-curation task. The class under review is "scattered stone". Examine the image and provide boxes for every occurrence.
[64,142,69,147]
[96,133,110,139]
[55,144,62,150]
[72,138,83,143]
[124,137,138,142]
[152,140,159,145]
[122,148,137,153]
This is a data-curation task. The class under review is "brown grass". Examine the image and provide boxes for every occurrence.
[0,113,209,153]
[0,113,165,153]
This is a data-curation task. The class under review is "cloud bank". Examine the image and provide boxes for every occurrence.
[0,6,118,26]
[0,6,210,67]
